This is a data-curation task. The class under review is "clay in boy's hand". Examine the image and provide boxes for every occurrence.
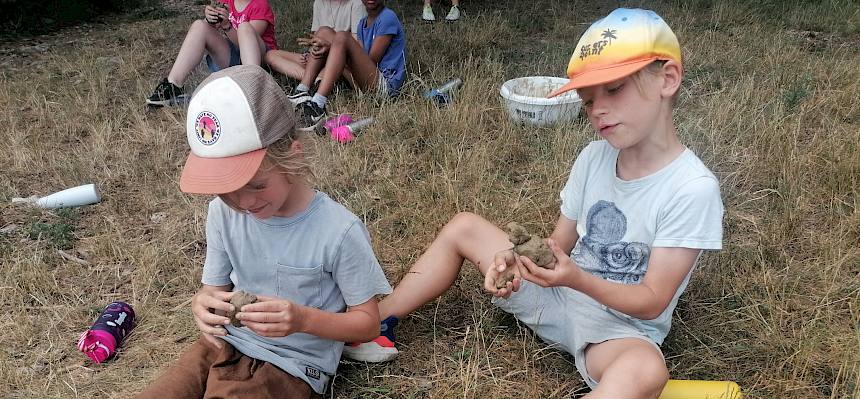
[506,222,555,268]
[228,290,257,327]
[495,265,516,290]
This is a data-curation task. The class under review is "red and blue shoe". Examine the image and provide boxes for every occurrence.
[343,335,398,362]
[343,316,399,362]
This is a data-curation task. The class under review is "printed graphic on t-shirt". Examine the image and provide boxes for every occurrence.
[572,200,650,284]
[230,12,248,27]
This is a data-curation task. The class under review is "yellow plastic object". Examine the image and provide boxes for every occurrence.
[658,380,742,399]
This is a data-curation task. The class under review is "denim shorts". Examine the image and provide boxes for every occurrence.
[206,39,241,72]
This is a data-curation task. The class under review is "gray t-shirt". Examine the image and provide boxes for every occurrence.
[202,191,392,393]
[560,140,723,344]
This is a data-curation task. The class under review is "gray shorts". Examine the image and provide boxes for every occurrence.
[492,281,663,388]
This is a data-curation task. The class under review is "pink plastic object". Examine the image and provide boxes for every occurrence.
[77,301,136,363]
[324,114,353,131]
[330,126,356,143]
[329,117,374,143]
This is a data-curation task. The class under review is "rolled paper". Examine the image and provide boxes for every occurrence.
[77,301,136,363]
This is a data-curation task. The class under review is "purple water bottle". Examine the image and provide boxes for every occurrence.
[77,301,136,363]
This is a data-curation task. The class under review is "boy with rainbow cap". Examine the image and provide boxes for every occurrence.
[345,8,724,399]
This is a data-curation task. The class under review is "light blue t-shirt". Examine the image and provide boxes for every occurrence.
[357,7,406,92]
[202,191,392,394]
[560,140,724,344]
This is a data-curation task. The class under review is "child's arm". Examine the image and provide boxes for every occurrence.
[365,35,392,64]
[236,296,380,342]
[548,214,580,255]
[191,284,235,348]
[521,241,701,320]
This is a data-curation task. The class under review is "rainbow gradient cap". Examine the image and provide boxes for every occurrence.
[548,8,681,97]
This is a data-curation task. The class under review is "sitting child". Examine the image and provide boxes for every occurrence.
[135,65,392,398]
[344,8,725,399]
[294,0,406,130]
[145,0,278,107]
[265,0,366,86]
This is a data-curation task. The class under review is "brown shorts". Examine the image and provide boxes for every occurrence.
[135,339,320,399]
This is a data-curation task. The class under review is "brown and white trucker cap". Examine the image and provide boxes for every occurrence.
[179,65,295,194]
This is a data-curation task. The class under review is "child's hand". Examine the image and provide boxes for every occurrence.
[309,36,331,58]
[519,238,582,289]
[483,248,522,298]
[204,4,229,28]
[191,290,235,348]
[236,296,307,337]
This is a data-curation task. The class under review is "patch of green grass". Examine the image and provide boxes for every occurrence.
[26,208,78,250]
[783,82,809,109]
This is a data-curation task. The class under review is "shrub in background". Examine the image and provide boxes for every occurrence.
[0,0,157,35]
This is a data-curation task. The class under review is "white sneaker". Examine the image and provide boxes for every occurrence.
[445,5,460,21]
[422,4,435,21]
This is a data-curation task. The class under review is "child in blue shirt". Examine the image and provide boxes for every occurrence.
[344,8,725,399]
[293,0,406,131]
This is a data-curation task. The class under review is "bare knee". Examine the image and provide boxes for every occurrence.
[636,353,669,394]
[263,50,277,64]
[315,26,335,37]
[190,19,216,33]
[332,31,352,47]
[613,350,669,398]
[440,212,483,241]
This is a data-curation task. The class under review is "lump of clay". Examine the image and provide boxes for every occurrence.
[495,265,516,290]
[228,290,257,327]
[506,222,554,268]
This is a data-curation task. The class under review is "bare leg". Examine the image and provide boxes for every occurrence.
[378,212,513,320]
[316,31,379,97]
[167,20,233,86]
[265,50,306,80]
[236,22,266,66]
[299,26,337,88]
[452,0,459,5]
[583,338,669,399]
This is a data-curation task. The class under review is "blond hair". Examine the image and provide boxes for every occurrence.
[217,128,315,210]
[630,60,680,105]
[261,129,315,185]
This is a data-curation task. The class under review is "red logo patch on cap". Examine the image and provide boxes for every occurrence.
[195,111,221,146]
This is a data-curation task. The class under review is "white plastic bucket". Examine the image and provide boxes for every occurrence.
[499,76,582,126]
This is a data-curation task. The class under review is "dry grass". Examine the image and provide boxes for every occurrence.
[1,0,858,398]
